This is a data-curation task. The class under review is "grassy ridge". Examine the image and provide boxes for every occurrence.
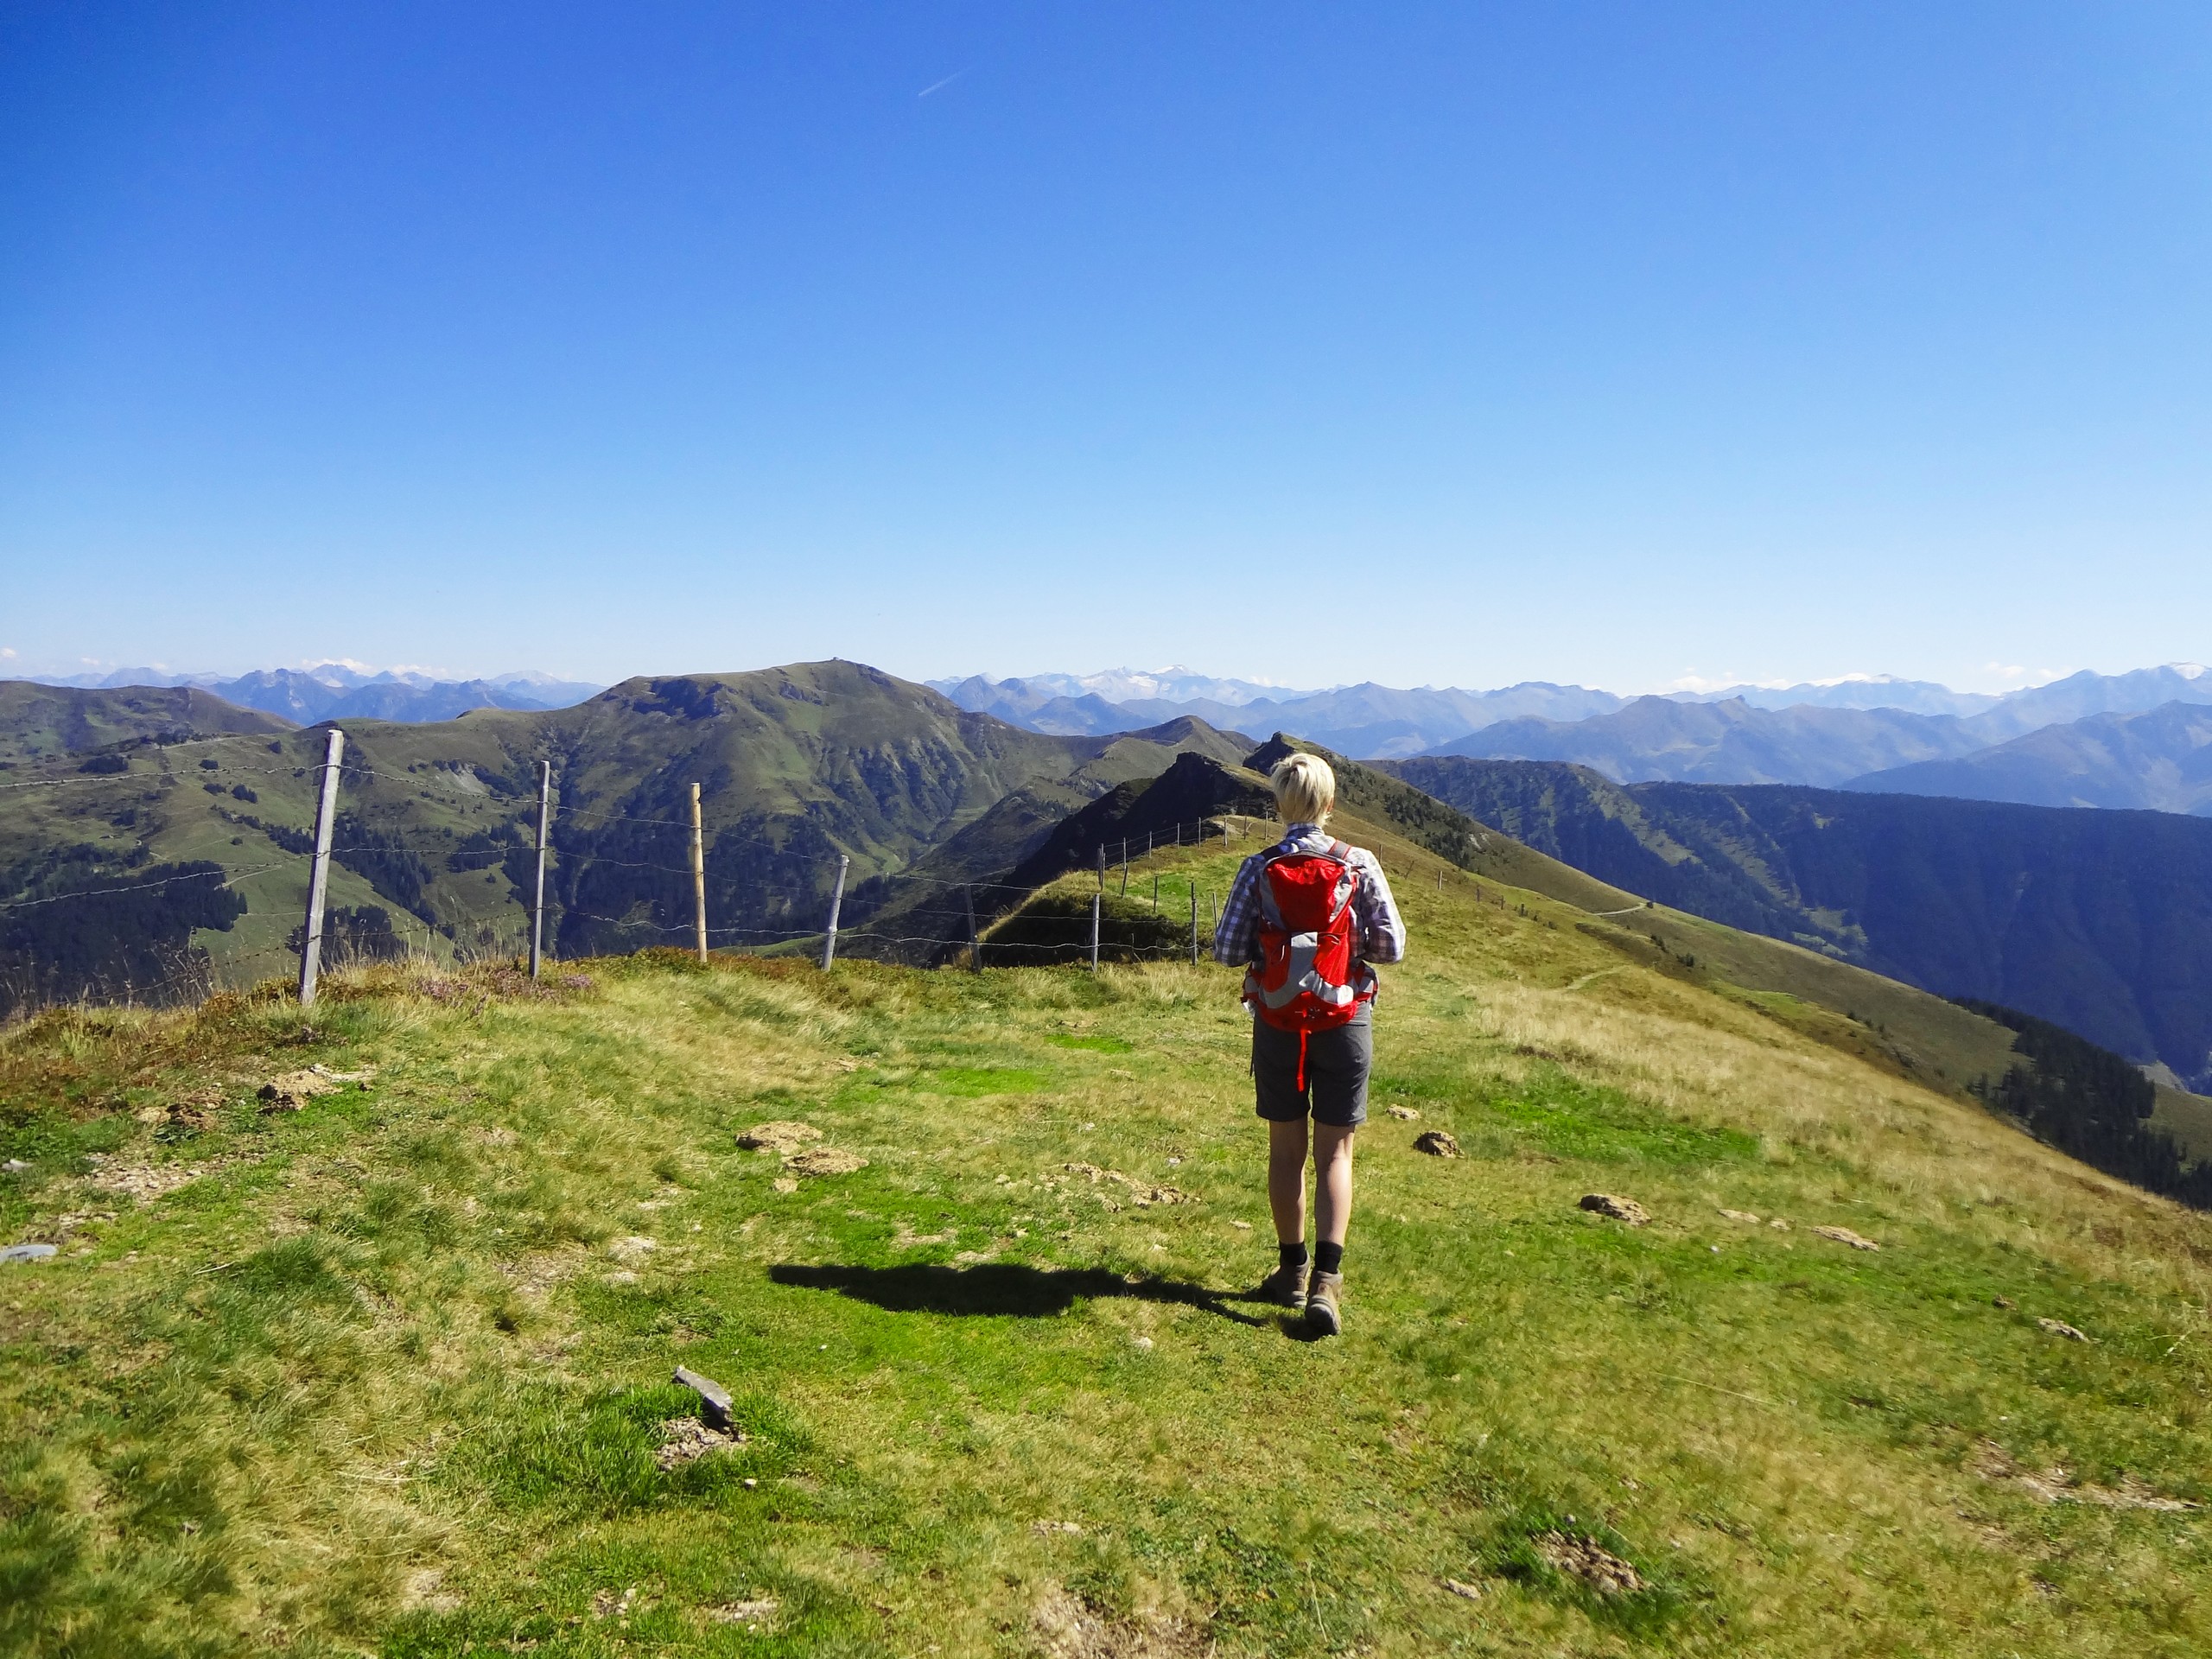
[4,822,2210,1656]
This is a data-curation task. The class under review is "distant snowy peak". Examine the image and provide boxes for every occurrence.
[930,668,1320,708]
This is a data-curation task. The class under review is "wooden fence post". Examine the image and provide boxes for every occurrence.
[965,884,980,972]
[530,760,551,977]
[821,855,849,969]
[296,727,345,1007]
[689,783,708,962]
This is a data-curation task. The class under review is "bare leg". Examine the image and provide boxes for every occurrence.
[1267,1118,1310,1246]
[1313,1122,1357,1246]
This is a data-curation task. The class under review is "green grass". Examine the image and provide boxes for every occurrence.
[4,825,2211,1657]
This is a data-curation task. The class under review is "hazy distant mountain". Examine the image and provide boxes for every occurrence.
[1116,682,1630,760]
[29,665,602,721]
[938,674,1628,757]
[1422,696,1987,785]
[1673,676,2001,717]
[928,668,1313,708]
[929,676,1159,739]
[1958,664,2212,742]
[1849,700,2212,815]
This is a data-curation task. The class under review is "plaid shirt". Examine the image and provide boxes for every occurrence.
[1212,823,1408,970]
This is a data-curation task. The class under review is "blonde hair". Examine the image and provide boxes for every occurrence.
[1270,752,1336,825]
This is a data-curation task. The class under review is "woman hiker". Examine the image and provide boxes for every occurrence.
[1213,752,1407,1335]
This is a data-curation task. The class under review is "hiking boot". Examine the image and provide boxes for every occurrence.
[1305,1270,1344,1336]
[1258,1259,1310,1307]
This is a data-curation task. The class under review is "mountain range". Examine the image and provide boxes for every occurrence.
[936,663,2212,809]
[26,664,603,724]
[10,660,2212,1101]
[1849,701,2212,814]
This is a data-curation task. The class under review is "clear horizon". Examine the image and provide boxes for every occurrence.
[5,5,2209,693]
[16,648,2212,704]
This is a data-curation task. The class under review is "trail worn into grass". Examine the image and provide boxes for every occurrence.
[4,840,2211,1657]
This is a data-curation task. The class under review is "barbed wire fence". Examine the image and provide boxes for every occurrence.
[0,727,1295,1017]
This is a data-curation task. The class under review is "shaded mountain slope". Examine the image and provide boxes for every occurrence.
[1384,754,2212,1090]
[1851,700,2212,815]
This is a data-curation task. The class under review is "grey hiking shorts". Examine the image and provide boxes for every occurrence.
[1251,1007,1373,1128]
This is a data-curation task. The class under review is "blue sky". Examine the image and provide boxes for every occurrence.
[3,3,2209,694]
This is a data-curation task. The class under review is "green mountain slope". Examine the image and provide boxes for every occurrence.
[7,809,2210,1655]
[1385,754,2212,1093]
[0,683,294,766]
[0,666,1248,999]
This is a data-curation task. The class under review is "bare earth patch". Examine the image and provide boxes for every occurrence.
[89,1162,208,1203]
[1062,1162,1190,1205]
[737,1120,822,1152]
[1031,1585,1205,1659]
[655,1417,743,1470]
[1971,1440,2196,1510]
[1535,1532,1644,1594]
[1580,1193,1649,1224]
[786,1147,868,1177]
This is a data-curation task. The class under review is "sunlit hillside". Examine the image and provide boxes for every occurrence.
[4,802,2208,1656]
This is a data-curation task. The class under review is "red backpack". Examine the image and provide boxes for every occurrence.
[1243,840,1378,1085]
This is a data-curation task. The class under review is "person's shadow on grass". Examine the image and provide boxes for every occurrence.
[769,1262,1273,1328]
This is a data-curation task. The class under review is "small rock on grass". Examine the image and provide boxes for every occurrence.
[1387,1105,1421,1121]
[3,1243,58,1263]
[737,1121,821,1153]
[708,1599,779,1628]
[1811,1225,1881,1251]
[1414,1130,1460,1158]
[1580,1193,1649,1225]
[2037,1317,2090,1342]
[1442,1578,1484,1601]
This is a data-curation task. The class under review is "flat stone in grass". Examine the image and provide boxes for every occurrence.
[708,1599,779,1628]
[1413,1130,1460,1158]
[3,1243,58,1263]
[1811,1224,1881,1251]
[1580,1193,1649,1224]
[1387,1105,1421,1121]
[737,1120,822,1152]
[785,1146,867,1177]
[2037,1317,2090,1342]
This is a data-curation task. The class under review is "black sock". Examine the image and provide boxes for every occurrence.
[1278,1242,1309,1269]
[1314,1242,1344,1276]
